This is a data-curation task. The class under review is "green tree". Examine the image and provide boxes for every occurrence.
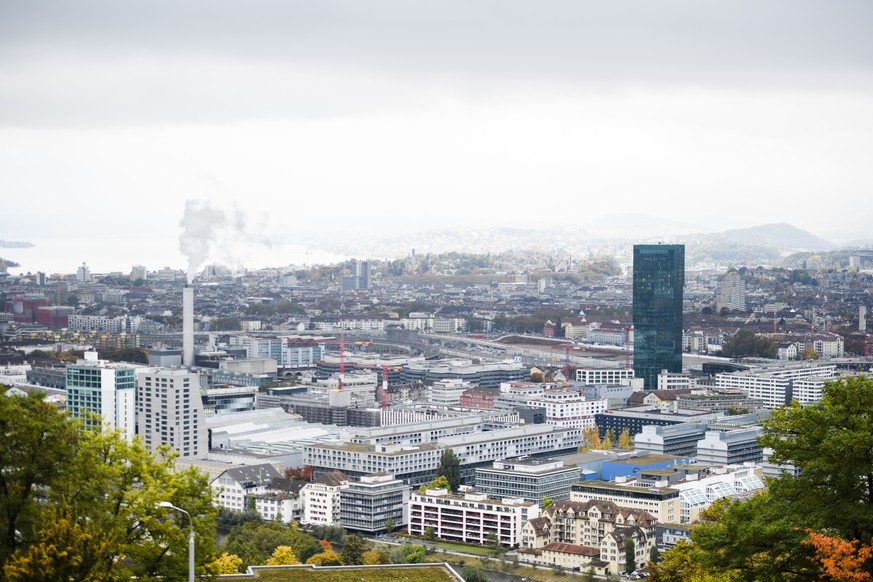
[425,526,436,541]
[385,517,395,533]
[0,391,77,565]
[461,564,488,582]
[225,521,319,566]
[0,391,218,581]
[721,328,777,359]
[541,496,555,511]
[399,543,426,564]
[340,534,366,565]
[625,538,636,574]
[419,475,450,494]
[760,375,873,542]
[650,543,661,564]
[436,448,461,492]
[486,532,500,550]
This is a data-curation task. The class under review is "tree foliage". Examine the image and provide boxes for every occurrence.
[625,538,636,573]
[208,552,244,574]
[362,549,390,565]
[265,545,300,566]
[225,521,320,567]
[655,376,873,581]
[339,534,366,565]
[0,390,218,581]
[306,549,342,566]
[721,328,777,359]
[541,496,555,511]
[436,448,461,492]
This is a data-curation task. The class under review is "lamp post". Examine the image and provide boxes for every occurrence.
[157,501,194,582]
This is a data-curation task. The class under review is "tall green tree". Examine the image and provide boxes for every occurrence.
[340,534,366,565]
[436,448,461,492]
[0,391,77,565]
[625,538,636,574]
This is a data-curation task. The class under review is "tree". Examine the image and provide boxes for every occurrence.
[436,448,461,492]
[721,328,777,359]
[265,545,299,566]
[208,552,244,574]
[0,391,78,565]
[650,543,661,564]
[461,564,488,582]
[399,543,426,564]
[340,534,366,565]
[225,521,319,566]
[0,391,219,581]
[618,428,633,450]
[362,550,390,565]
[803,531,873,582]
[541,496,555,511]
[385,518,395,533]
[419,475,450,494]
[486,532,500,550]
[760,376,873,542]
[425,526,436,541]
[306,549,342,566]
[625,538,636,574]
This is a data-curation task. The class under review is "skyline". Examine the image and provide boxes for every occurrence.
[2,1,872,273]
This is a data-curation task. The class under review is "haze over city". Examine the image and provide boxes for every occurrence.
[2,1,873,275]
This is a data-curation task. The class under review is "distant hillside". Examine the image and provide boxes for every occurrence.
[718,223,833,251]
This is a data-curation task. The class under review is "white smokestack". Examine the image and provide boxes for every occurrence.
[861,305,867,333]
[183,286,194,367]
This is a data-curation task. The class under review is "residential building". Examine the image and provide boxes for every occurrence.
[66,352,136,440]
[301,471,350,526]
[570,480,681,524]
[633,244,685,389]
[252,478,307,523]
[474,457,582,503]
[716,271,746,312]
[211,463,283,513]
[526,389,607,429]
[340,473,410,533]
[519,499,656,575]
[409,486,539,546]
[136,368,207,458]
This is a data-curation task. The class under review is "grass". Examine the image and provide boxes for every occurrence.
[238,564,458,582]
[424,540,497,556]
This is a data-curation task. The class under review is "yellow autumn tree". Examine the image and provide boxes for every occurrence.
[618,428,633,450]
[209,552,243,574]
[265,545,299,566]
[362,550,390,565]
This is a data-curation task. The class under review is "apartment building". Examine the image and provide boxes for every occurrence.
[409,486,539,546]
[301,471,350,526]
[136,368,207,458]
[526,389,607,429]
[575,368,635,385]
[714,364,837,409]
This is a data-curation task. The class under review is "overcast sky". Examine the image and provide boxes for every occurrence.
[1,1,872,271]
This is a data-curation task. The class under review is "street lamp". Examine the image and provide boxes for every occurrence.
[157,501,194,582]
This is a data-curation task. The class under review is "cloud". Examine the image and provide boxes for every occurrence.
[1,1,872,127]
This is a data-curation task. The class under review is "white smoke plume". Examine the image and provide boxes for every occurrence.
[178,198,284,282]
[179,199,227,283]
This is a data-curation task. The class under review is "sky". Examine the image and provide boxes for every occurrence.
[1,1,872,273]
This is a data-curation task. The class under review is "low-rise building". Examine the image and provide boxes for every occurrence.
[211,463,283,514]
[570,480,681,524]
[474,457,582,503]
[409,486,539,547]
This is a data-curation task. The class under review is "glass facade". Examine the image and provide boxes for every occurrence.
[633,244,684,389]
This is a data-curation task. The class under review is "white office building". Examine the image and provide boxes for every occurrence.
[575,368,635,385]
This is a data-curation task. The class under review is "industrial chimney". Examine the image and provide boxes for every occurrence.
[183,285,194,367]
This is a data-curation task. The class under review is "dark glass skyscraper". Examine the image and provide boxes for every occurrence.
[633,244,685,389]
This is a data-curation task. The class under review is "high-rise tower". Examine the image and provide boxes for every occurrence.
[633,244,685,389]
